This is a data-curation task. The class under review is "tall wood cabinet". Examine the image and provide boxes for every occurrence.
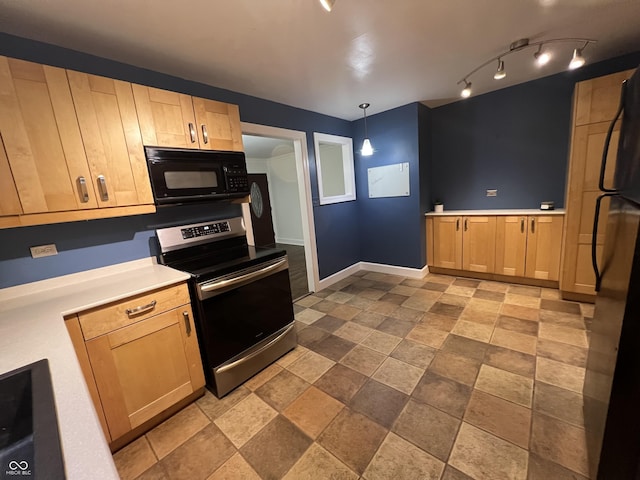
[132,85,244,152]
[65,282,205,450]
[560,69,634,300]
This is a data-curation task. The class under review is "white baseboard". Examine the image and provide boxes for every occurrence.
[275,237,305,246]
[316,261,428,291]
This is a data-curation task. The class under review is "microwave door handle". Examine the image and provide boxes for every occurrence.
[599,80,626,193]
[592,193,616,292]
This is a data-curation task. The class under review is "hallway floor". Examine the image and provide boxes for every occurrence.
[113,271,593,480]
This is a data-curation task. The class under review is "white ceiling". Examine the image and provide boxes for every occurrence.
[1,0,639,120]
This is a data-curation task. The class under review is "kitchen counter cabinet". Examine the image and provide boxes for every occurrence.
[132,84,244,151]
[66,282,205,449]
[428,211,564,287]
[0,259,191,479]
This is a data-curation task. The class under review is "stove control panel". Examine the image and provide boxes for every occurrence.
[181,221,231,239]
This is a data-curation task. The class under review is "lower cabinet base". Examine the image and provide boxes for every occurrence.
[428,267,559,289]
[560,290,596,304]
[108,387,205,453]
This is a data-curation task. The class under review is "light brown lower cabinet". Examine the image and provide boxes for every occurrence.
[495,215,564,281]
[65,282,205,449]
[428,214,564,285]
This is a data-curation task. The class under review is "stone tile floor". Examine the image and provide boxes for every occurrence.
[113,271,594,480]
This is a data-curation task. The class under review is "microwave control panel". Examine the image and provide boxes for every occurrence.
[223,164,249,191]
[181,221,231,239]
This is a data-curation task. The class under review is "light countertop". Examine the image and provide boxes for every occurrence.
[425,208,565,216]
[0,258,190,480]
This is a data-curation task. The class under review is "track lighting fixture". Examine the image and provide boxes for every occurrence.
[460,80,472,98]
[569,47,586,70]
[457,37,596,98]
[359,103,374,156]
[494,59,506,80]
[319,0,336,12]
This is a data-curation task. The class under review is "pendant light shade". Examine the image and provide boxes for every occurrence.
[359,103,374,156]
[319,0,336,12]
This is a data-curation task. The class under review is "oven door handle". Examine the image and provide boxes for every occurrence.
[198,257,288,299]
[216,323,296,375]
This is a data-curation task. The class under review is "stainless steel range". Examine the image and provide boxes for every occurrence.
[156,216,297,398]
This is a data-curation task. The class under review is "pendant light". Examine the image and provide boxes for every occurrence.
[359,103,374,156]
[319,0,336,12]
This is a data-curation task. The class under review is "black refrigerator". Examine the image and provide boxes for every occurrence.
[583,64,640,480]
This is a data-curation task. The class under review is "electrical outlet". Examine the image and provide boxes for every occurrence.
[30,244,58,258]
[486,189,497,197]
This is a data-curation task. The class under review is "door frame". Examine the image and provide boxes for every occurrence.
[240,122,319,293]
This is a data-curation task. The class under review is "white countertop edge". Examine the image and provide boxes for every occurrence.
[425,208,565,216]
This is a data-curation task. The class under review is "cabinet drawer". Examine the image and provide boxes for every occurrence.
[78,283,190,340]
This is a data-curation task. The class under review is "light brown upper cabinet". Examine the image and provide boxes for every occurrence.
[495,215,563,281]
[0,135,22,217]
[430,215,495,273]
[67,72,153,207]
[132,85,243,151]
[0,56,98,214]
[561,69,634,300]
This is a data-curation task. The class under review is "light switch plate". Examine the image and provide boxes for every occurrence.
[30,244,58,258]
[486,189,497,197]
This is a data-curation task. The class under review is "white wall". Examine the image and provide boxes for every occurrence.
[246,154,304,246]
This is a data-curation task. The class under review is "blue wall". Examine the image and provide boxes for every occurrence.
[430,52,640,210]
[0,33,357,288]
[354,103,425,269]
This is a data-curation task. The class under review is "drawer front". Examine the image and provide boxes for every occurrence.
[78,283,190,340]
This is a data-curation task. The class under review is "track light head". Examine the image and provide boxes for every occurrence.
[461,81,472,98]
[534,48,551,66]
[319,0,336,12]
[494,59,506,80]
[569,48,586,70]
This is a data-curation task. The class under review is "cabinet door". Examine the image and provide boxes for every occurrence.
[68,72,153,207]
[562,121,618,294]
[526,216,563,281]
[132,85,200,149]
[0,135,22,216]
[574,69,634,126]
[85,306,205,440]
[432,216,462,269]
[0,56,97,213]
[462,216,496,273]
[495,216,527,277]
[192,97,243,151]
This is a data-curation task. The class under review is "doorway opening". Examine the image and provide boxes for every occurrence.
[241,123,319,300]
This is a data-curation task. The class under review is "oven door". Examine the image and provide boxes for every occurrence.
[194,256,296,396]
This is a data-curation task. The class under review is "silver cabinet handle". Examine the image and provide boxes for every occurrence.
[77,176,89,203]
[125,300,157,317]
[183,311,192,336]
[201,124,209,144]
[531,218,535,234]
[456,218,460,231]
[520,218,524,233]
[188,123,196,143]
[464,218,468,231]
[97,175,109,201]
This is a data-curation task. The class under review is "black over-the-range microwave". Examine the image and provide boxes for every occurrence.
[144,146,250,205]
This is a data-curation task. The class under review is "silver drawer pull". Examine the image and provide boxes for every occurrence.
[77,176,89,203]
[125,300,157,317]
[97,175,109,201]
[201,124,209,144]
[183,311,192,336]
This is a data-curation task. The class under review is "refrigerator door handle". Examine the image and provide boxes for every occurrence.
[598,79,627,193]
[592,193,617,292]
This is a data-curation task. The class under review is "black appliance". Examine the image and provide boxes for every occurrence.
[584,65,640,479]
[156,216,297,398]
[145,147,250,205]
